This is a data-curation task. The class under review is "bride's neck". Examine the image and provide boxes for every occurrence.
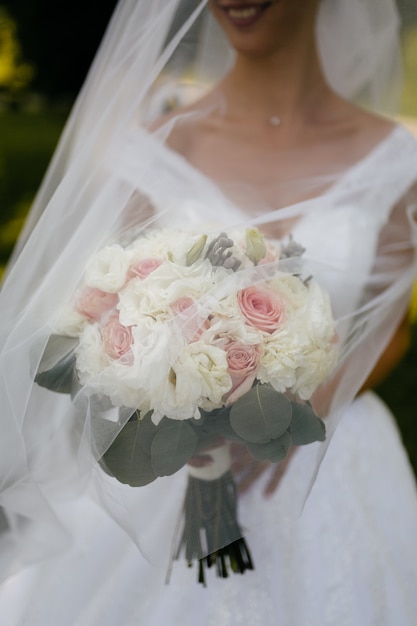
[217,40,332,126]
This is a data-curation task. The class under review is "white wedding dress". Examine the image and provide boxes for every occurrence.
[1,125,417,626]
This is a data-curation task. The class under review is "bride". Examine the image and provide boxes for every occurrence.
[1,1,417,624]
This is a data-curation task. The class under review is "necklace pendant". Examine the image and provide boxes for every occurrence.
[269,116,281,127]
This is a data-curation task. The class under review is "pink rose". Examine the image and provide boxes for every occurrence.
[171,297,210,342]
[225,341,261,404]
[76,287,118,322]
[126,258,163,281]
[237,285,286,334]
[102,314,133,361]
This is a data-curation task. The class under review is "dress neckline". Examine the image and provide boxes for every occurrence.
[157,122,410,196]
[129,123,417,227]
[323,124,414,199]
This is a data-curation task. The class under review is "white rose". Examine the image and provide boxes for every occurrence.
[85,244,130,293]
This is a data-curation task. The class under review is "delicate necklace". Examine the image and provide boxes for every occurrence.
[269,116,281,127]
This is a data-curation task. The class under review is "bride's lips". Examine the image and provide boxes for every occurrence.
[217,2,274,28]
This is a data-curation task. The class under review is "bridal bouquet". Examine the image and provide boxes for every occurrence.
[36,227,339,583]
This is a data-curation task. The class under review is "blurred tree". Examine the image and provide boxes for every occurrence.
[401,24,417,116]
[0,6,33,99]
[1,0,117,101]
[397,0,417,25]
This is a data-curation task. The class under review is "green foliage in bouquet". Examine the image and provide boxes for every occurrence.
[100,383,325,488]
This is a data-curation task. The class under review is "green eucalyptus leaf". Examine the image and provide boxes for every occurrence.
[195,408,245,449]
[230,384,292,444]
[151,421,198,477]
[37,335,78,371]
[35,335,78,394]
[199,407,229,435]
[101,414,158,487]
[0,507,9,533]
[290,402,326,445]
[246,431,292,463]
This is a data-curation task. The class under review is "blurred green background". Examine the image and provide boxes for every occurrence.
[0,1,416,474]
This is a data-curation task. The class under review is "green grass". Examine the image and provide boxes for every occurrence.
[401,24,417,117]
[377,325,417,476]
[0,109,67,263]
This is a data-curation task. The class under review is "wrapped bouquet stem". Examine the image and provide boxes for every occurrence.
[179,443,254,585]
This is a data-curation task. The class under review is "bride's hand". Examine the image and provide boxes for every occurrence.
[187,437,226,468]
[231,443,295,497]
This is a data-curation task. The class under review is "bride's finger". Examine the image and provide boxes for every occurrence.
[264,463,287,497]
[188,454,214,468]
[230,442,253,473]
[237,461,270,494]
[264,449,295,496]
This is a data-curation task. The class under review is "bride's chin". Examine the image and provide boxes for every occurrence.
[208,1,296,56]
[213,2,276,29]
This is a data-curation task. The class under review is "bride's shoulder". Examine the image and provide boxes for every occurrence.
[341,101,417,212]
[323,96,415,169]
[330,97,397,145]
[345,103,417,159]
[146,91,215,155]
[350,105,396,136]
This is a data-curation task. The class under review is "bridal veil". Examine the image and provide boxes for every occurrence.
[0,0,416,582]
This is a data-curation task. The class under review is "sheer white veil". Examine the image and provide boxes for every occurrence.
[1,0,416,581]
[4,0,403,263]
